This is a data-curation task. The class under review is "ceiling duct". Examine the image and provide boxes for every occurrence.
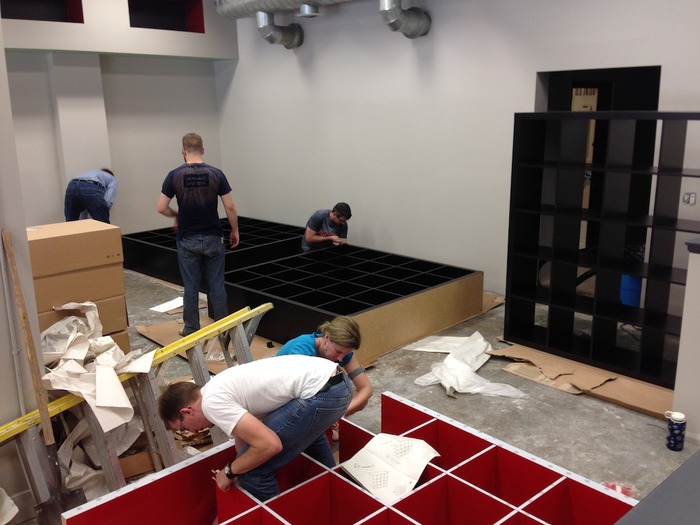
[214,0,431,47]
[298,4,320,17]
[379,0,430,39]
[214,0,354,20]
[257,11,304,48]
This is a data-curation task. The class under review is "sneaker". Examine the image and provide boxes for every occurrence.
[178,328,186,337]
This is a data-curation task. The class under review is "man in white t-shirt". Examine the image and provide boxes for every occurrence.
[158,355,351,501]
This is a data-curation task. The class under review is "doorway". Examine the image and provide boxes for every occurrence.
[536,65,661,112]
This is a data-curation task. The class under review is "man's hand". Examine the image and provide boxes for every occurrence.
[229,230,240,248]
[214,469,236,492]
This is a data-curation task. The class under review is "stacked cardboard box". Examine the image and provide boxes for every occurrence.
[26,219,130,352]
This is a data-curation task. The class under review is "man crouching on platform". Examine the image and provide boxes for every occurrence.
[158,354,351,502]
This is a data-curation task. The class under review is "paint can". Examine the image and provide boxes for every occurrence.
[665,411,686,451]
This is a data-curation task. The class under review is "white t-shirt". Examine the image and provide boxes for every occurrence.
[201,355,338,437]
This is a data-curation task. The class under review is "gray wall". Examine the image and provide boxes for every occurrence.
[220,0,700,295]
[2,0,700,518]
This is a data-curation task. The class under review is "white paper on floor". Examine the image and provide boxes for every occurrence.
[149,297,183,312]
[40,301,153,432]
[404,335,472,353]
[414,332,527,399]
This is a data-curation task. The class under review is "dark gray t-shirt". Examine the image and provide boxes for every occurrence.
[301,209,348,252]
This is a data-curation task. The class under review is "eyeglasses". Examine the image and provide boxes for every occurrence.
[331,212,348,224]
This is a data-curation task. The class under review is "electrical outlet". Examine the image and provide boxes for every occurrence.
[683,192,696,205]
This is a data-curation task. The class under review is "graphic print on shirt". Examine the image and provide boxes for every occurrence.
[184,172,209,188]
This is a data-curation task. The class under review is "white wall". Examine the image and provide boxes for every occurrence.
[3,0,700,517]
[3,0,238,59]
[3,0,238,232]
[675,246,700,442]
[219,0,700,294]
[101,55,224,233]
[0,0,238,517]
[6,0,700,292]
[0,14,44,523]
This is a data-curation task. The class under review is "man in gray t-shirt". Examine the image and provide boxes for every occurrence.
[301,202,351,252]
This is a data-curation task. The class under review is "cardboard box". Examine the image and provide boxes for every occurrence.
[118,450,155,480]
[33,263,125,312]
[38,295,128,334]
[27,220,123,278]
[108,330,131,354]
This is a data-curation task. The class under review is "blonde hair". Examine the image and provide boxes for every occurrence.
[318,316,361,350]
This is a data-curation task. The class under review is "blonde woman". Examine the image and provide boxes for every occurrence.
[277,316,373,421]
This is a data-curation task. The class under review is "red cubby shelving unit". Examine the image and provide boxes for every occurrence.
[63,393,636,524]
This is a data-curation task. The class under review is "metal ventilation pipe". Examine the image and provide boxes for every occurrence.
[256,11,304,49]
[379,0,431,39]
[298,4,320,17]
[215,0,354,19]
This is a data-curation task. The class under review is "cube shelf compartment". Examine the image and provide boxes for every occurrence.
[122,217,306,287]
[224,243,483,363]
[123,217,484,365]
[62,393,636,524]
[506,111,700,388]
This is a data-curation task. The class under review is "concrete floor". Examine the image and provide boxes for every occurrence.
[124,269,699,503]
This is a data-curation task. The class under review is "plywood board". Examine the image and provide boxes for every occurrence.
[352,272,484,367]
[489,343,672,419]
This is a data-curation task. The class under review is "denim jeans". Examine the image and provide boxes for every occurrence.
[176,234,227,334]
[64,179,110,223]
[237,374,352,501]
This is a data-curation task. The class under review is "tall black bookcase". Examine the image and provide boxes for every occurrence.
[505,111,700,388]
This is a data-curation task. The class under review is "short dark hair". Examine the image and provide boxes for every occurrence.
[158,381,200,424]
[332,202,352,220]
[182,133,204,154]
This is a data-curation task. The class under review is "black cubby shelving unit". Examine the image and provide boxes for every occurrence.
[505,111,700,388]
[124,216,484,363]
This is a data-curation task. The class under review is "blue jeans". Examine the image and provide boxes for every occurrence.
[64,179,110,223]
[237,374,352,501]
[176,234,227,334]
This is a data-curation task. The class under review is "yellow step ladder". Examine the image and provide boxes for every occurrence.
[0,303,273,518]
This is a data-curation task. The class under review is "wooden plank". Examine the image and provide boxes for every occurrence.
[2,229,55,445]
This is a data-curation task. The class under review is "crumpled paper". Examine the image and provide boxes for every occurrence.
[414,332,527,399]
[0,487,18,525]
[56,414,145,500]
[40,301,103,367]
[40,301,154,432]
